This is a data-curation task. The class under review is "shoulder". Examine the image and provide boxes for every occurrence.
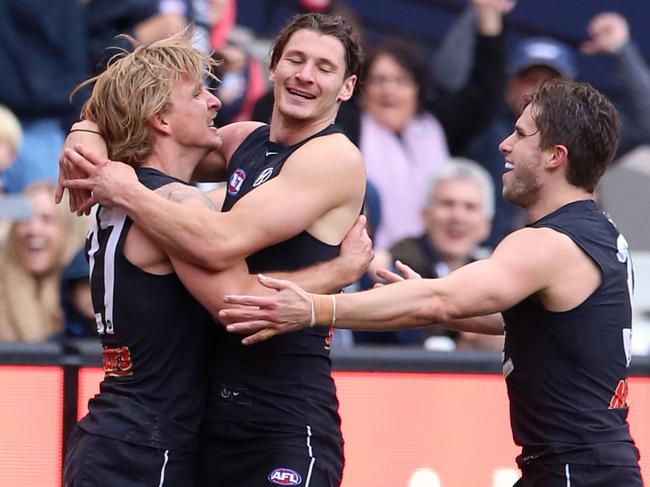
[292,132,364,169]
[493,226,586,276]
[496,226,576,255]
[220,121,266,162]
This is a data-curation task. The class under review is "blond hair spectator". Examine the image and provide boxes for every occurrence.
[0,181,88,341]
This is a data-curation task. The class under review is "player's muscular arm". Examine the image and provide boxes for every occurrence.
[160,185,372,316]
[220,227,572,341]
[63,131,363,271]
[157,185,217,209]
[202,135,366,267]
[329,228,580,330]
[58,121,258,213]
[96,134,363,270]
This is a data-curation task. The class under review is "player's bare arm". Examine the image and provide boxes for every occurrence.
[220,225,601,344]
[133,182,371,318]
[56,120,107,213]
[56,119,259,211]
[64,133,366,271]
[375,261,505,336]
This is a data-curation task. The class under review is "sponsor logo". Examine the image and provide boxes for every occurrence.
[268,468,302,485]
[102,346,133,377]
[253,167,274,187]
[265,150,279,157]
[228,168,246,195]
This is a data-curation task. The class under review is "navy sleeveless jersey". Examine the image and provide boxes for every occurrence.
[502,200,639,467]
[204,124,343,439]
[79,167,214,451]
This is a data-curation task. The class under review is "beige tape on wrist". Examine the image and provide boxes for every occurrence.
[312,294,336,327]
[308,294,316,327]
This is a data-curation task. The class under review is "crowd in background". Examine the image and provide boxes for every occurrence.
[1,0,650,354]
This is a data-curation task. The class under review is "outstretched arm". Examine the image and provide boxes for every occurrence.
[219,228,566,344]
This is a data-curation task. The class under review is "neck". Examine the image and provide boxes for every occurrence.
[268,107,337,146]
[526,184,593,223]
[141,140,206,182]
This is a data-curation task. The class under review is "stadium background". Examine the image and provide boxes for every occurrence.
[0,344,648,486]
[1,1,650,485]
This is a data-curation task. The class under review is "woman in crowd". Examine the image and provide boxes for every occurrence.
[0,181,87,341]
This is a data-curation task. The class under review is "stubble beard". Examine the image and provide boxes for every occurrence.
[503,167,542,209]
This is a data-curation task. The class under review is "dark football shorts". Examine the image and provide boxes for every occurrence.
[63,424,198,486]
[197,421,344,487]
[514,462,644,487]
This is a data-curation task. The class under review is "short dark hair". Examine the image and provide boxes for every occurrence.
[524,80,620,192]
[270,13,362,79]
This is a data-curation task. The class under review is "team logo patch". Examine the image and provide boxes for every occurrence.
[268,467,302,485]
[253,167,274,187]
[102,346,133,377]
[227,168,246,195]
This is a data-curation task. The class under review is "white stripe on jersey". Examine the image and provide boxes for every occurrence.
[305,425,316,486]
[158,449,170,487]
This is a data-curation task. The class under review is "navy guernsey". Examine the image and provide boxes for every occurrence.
[204,124,343,441]
[80,167,214,451]
[502,200,639,467]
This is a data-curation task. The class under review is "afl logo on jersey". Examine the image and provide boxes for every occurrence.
[227,168,246,195]
[268,468,302,485]
[253,167,274,187]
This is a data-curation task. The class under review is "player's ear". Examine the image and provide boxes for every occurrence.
[547,144,568,170]
[150,111,171,135]
[337,75,357,102]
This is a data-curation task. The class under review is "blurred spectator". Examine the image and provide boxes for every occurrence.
[0,105,22,195]
[0,182,88,342]
[0,0,87,193]
[201,0,267,125]
[346,0,510,251]
[85,0,190,74]
[464,12,650,247]
[61,248,95,339]
[357,159,503,351]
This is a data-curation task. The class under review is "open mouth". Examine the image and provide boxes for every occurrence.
[26,236,47,251]
[504,161,514,171]
[287,87,316,100]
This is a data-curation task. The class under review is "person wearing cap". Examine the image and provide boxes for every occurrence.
[463,11,650,248]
